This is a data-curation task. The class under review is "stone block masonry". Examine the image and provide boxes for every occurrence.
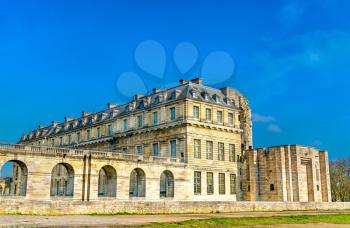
[0,78,334,214]
[0,199,349,215]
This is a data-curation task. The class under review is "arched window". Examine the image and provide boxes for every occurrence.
[50,163,74,197]
[160,170,174,198]
[129,168,146,197]
[0,160,28,196]
[98,165,117,197]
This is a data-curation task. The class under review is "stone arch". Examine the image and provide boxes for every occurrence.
[98,165,117,197]
[160,170,174,198]
[50,163,74,197]
[0,160,28,196]
[129,168,146,197]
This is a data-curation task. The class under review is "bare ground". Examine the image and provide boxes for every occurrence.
[0,210,349,227]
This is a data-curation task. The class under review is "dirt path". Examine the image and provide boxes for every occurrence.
[0,210,349,227]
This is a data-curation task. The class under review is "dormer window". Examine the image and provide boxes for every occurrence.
[204,93,209,100]
[97,113,103,121]
[154,96,159,104]
[213,94,219,103]
[138,100,144,109]
[191,90,197,98]
[88,117,93,125]
[170,91,176,100]
[69,122,74,130]
[78,120,83,128]
[224,97,230,105]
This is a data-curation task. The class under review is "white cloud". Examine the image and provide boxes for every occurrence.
[252,113,275,123]
[259,30,350,75]
[267,124,282,133]
[241,29,350,104]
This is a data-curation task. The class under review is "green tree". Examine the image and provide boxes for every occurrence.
[330,158,350,202]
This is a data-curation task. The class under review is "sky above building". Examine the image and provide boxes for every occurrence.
[0,0,349,160]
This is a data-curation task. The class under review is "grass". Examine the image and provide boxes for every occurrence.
[144,214,350,227]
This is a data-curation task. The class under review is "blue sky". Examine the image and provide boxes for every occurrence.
[0,0,349,161]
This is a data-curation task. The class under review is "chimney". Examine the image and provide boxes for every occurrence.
[82,111,90,117]
[179,79,189,85]
[52,121,60,127]
[133,94,142,101]
[191,77,203,85]
[152,88,160,94]
[220,87,229,96]
[107,103,117,109]
[64,117,74,122]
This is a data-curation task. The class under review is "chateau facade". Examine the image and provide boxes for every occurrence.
[0,78,331,203]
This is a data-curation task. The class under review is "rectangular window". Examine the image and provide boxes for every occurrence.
[205,108,212,121]
[68,135,71,145]
[153,143,159,157]
[206,141,213,160]
[108,124,112,136]
[228,113,234,126]
[97,127,101,138]
[76,132,81,143]
[51,138,55,146]
[137,114,143,128]
[136,145,143,155]
[219,173,226,195]
[217,111,223,123]
[60,137,63,145]
[229,144,236,162]
[194,139,201,159]
[207,172,214,194]
[170,107,176,120]
[87,130,91,140]
[122,147,128,154]
[153,111,158,125]
[194,171,201,194]
[218,142,225,161]
[230,174,236,194]
[193,106,199,119]
[170,140,176,158]
[123,119,128,131]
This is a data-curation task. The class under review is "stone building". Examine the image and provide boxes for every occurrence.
[0,77,331,203]
[242,145,331,202]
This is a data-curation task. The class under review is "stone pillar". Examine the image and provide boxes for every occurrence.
[26,158,51,200]
[290,146,300,201]
[242,149,257,201]
[276,147,288,201]
[319,150,331,202]
[71,157,86,201]
[284,146,294,201]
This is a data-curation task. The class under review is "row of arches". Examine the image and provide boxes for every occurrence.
[0,160,174,198]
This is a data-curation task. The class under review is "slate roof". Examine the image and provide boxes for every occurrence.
[20,80,243,143]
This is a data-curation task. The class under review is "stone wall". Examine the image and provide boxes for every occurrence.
[0,198,349,215]
[243,145,332,202]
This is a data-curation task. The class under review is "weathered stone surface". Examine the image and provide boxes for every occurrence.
[0,198,349,215]
[0,78,333,214]
[243,145,331,202]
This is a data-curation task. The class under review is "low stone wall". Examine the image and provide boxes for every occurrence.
[0,198,350,215]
